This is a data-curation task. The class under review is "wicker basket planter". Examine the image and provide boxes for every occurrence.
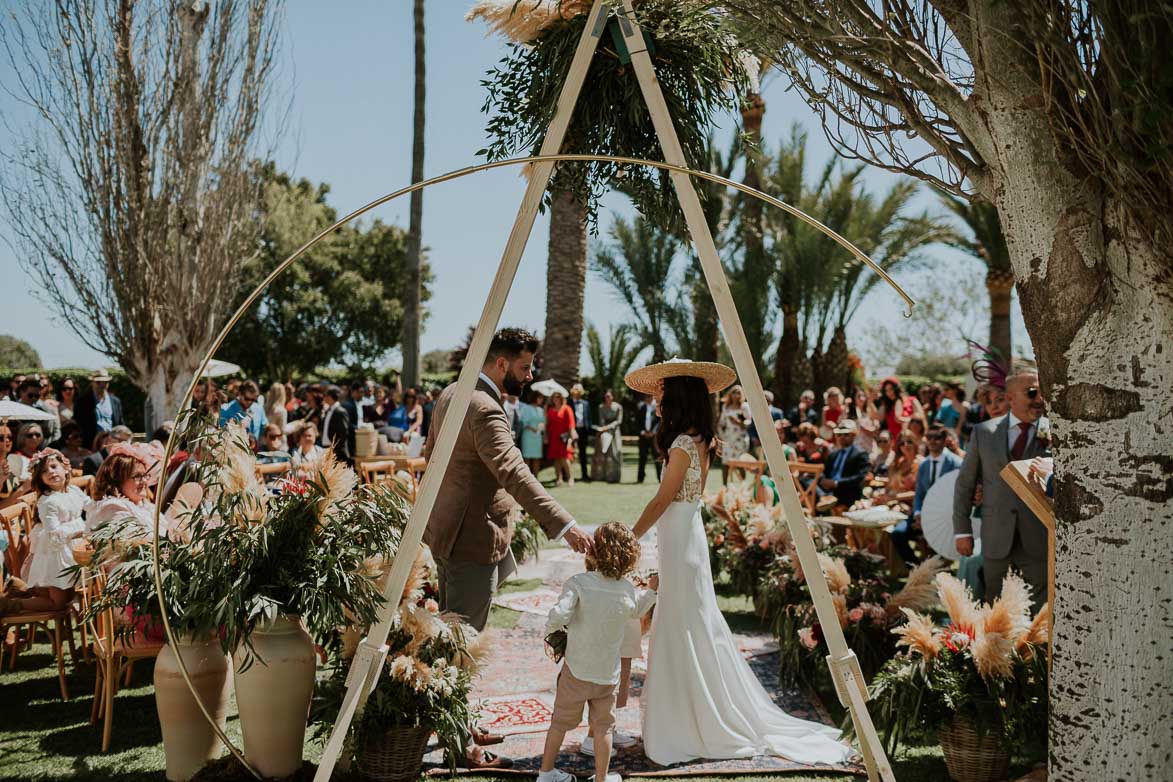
[938,714,1011,782]
[357,724,432,782]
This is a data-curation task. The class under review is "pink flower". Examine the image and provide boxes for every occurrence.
[713,534,725,546]
[424,599,439,614]
[848,607,865,623]
[759,540,771,550]
[798,627,818,650]
[869,605,887,623]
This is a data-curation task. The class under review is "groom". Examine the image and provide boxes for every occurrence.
[424,327,593,632]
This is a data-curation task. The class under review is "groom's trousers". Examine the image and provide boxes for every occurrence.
[436,556,509,632]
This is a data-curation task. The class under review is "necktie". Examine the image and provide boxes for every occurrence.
[929,458,938,484]
[1011,421,1031,459]
[833,449,846,479]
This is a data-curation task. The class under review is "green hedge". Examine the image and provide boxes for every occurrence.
[0,366,148,432]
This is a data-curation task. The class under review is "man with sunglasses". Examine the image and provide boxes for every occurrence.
[953,371,1050,607]
[18,378,61,444]
[892,423,963,566]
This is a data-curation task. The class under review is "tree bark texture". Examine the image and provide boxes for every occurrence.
[401,0,426,390]
[542,188,588,385]
[985,269,1014,361]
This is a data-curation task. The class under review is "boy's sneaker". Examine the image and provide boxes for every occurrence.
[579,735,617,758]
[611,730,638,749]
[589,774,623,782]
[537,769,576,782]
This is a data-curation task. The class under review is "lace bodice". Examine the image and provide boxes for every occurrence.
[669,434,704,503]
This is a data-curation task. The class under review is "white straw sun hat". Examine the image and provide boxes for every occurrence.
[624,357,737,395]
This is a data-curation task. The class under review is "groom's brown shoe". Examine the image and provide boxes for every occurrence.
[472,726,505,746]
[459,749,514,770]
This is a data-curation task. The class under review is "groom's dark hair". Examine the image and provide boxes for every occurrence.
[656,375,717,457]
[486,327,541,362]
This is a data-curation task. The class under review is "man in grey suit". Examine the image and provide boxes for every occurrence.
[954,372,1050,605]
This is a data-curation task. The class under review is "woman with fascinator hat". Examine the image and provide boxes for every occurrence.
[626,359,852,767]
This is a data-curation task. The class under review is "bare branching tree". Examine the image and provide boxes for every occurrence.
[1,0,283,425]
[721,1,1172,776]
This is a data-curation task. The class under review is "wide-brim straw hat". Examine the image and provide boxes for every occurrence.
[625,357,737,395]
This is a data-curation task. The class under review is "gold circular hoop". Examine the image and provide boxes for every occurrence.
[150,152,915,777]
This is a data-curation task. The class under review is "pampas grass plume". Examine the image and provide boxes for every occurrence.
[819,554,851,594]
[936,572,979,630]
[887,555,948,616]
[467,0,591,44]
[893,608,941,661]
[972,630,1016,680]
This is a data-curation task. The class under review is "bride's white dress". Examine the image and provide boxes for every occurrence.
[640,434,852,766]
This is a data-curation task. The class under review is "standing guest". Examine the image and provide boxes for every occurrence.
[502,393,521,444]
[15,422,46,460]
[421,386,442,439]
[545,392,576,487]
[748,390,784,456]
[0,421,31,509]
[18,379,61,444]
[0,450,86,617]
[265,383,289,449]
[819,386,845,440]
[403,388,425,438]
[717,385,752,484]
[593,389,624,484]
[75,369,124,448]
[636,393,660,483]
[787,389,820,429]
[876,377,921,438]
[319,385,353,464]
[919,383,942,423]
[984,385,1010,418]
[83,425,133,476]
[519,390,547,477]
[362,380,377,410]
[289,422,326,477]
[818,419,870,508]
[384,388,408,433]
[343,381,366,429]
[569,384,592,483]
[954,372,1050,606]
[891,424,962,565]
[869,430,894,478]
[38,378,63,432]
[936,382,966,442]
[219,380,268,445]
[794,422,828,464]
[367,385,391,426]
[58,421,92,470]
[56,378,78,423]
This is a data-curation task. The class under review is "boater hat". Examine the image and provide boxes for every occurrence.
[625,357,737,395]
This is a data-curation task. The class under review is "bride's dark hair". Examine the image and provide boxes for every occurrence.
[655,375,716,456]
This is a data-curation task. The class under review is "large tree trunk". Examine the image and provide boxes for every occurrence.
[992,117,1172,779]
[129,341,201,431]
[542,188,587,385]
[985,268,1014,360]
[773,303,799,407]
[736,93,772,377]
[401,0,425,389]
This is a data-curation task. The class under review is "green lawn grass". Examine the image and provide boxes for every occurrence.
[0,448,988,781]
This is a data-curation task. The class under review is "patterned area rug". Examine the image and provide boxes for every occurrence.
[425,612,864,777]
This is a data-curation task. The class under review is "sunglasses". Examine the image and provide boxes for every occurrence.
[26,432,44,439]
[0,435,12,443]
[1026,387,1039,399]
[927,433,946,441]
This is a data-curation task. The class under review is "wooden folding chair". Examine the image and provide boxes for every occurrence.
[0,501,77,699]
[79,568,164,751]
[256,461,291,482]
[70,474,94,495]
[788,463,824,516]
[359,459,397,486]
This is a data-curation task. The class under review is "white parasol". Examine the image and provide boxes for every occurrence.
[530,379,569,398]
[920,470,982,560]
[202,359,242,378]
[0,400,57,422]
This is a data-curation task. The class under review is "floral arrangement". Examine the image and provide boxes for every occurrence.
[512,512,549,565]
[344,550,487,765]
[471,0,752,226]
[861,573,1049,757]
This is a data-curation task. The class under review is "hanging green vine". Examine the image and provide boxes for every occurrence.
[477,1,750,227]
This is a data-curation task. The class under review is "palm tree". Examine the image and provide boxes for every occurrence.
[937,191,1014,360]
[592,215,681,363]
[541,188,588,386]
[585,322,645,396]
[401,0,425,389]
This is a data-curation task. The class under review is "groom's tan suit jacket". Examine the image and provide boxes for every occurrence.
[424,378,573,565]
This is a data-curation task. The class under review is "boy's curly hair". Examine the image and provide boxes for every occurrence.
[587,522,641,580]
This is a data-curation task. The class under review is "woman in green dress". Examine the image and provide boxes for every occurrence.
[518,390,547,477]
[593,389,624,483]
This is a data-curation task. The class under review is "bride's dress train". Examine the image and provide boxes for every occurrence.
[640,435,852,767]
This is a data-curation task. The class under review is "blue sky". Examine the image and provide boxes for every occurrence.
[0,1,1027,373]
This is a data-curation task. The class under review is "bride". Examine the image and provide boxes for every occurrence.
[627,359,852,767]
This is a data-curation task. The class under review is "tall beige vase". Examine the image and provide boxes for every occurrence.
[233,615,316,778]
[154,635,232,782]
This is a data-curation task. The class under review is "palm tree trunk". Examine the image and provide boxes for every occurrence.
[737,93,771,375]
[985,268,1014,360]
[401,0,425,389]
[542,188,587,385]
[773,302,799,407]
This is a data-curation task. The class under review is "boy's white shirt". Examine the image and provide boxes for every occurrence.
[546,571,657,686]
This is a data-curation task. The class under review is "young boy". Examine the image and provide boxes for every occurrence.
[539,523,658,782]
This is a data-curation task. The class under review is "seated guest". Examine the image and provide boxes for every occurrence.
[18,379,61,444]
[0,421,31,509]
[86,444,176,539]
[58,421,93,469]
[257,424,292,466]
[57,378,78,423]
[891,424,962,565]
[265,383,289,450]
[83,425,133,476]
[881,433,922,503]
[219,380,268,444]
[818,419,870,507]
[748,390,785,456]
[819,386,845,439]
[906,417,927,451]
[15,422,46,460]
[869,430,893,478]
[403,388,425,438]
[289,422,326,476]
[787,389,820,429]
[794,422,828,464]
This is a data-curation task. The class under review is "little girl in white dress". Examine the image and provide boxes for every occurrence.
[0,449,87,616]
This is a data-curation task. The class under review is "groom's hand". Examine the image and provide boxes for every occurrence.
[563,525,594,555]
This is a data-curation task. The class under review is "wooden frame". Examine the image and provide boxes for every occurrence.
[1000,459,1056,662]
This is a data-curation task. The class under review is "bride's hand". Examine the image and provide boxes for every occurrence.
[563,525,594,556]
[648,573,659,591]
